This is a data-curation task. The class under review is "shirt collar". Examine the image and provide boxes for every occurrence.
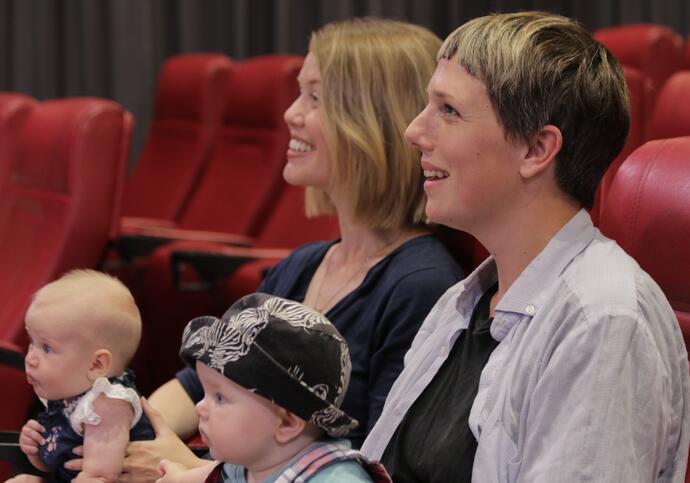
[453,256,498,324]
[494,209,596,317]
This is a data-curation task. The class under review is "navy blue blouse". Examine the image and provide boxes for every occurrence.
[177,235,462,448]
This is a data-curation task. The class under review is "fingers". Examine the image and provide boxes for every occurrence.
[158,458,171,475]
[63,457,83,472]
[19,420,45,455]
[141,397,168,436]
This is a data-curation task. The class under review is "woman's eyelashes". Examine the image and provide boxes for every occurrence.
[440,103,460,118]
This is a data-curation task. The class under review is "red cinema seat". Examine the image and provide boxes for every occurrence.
[594,24,684,97]
[0,98,132,347]
[0,341,38,480]
[597,137,690,482]
[592,66,654,222]
[116,55,303,257]
[120,54,233,224]
[646,71,690,141]
[0,93,36,187]
[598,137,690,352]
[0,93,36,143]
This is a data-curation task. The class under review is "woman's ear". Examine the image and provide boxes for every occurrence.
[519,124,563,179]
[88,349,113,380]
[274,408,308,444]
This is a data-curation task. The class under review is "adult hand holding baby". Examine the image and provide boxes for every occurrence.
[65,399,202,483]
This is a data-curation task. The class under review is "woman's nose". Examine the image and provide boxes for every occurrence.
[283,97,303,128]
[405,106,432,151]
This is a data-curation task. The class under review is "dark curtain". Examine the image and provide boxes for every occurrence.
[1,0,689,168]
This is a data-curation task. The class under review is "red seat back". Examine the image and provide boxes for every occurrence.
[0,93,37,187]
[593,66,655,222]
[176,55,303,237]
[0,98,132,346]
[598,137,690,351]
[594,24,684,96]
[122,54,233,221]
[0,340,36,480]
[254,185,339,249]
[646,71,690,141]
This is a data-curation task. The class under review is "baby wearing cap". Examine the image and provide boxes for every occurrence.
[10,269,154,483]
[156,293,390,483]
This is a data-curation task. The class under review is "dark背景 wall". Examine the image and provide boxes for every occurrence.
[1,0,688,168]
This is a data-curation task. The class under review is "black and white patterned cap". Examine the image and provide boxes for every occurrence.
[180,293,359,437]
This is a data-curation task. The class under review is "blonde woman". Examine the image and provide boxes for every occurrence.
[70,18,462,481]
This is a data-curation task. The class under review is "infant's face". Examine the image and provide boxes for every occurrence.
[195,361,281,468]
[24,301,96,400]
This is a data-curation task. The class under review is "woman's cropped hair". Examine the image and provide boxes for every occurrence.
[306,17,441,229]
[439,11,630,209]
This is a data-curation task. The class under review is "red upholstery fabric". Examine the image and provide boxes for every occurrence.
[432,226,489,274]
[121,54,233,222]
[685,35,690,69]
[598,137,690,352]
[172,55,303,236]
[0,93,36,188]
[646,71,690,141]
[115,55,303,260]
[593,66,654,223]
[594,24,684,96]
[0,98,132,347]
[0,340,35,480]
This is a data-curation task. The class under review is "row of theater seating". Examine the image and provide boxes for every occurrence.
[0,93,133,478]
[590,24,690,220]
[1,22,690,480]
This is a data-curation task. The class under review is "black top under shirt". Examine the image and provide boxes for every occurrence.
[381,283,500,482]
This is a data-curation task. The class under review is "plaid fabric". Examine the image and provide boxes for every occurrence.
[274,442,392,483]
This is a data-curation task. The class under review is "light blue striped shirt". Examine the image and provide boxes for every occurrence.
[363,210,690,482]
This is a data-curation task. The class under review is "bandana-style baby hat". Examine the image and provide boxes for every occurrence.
[180,293,358,437]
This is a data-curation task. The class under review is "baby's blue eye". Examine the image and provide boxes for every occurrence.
[42,344,53,354]
[214,393,225,403]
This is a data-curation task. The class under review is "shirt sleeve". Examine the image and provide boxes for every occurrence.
[511,311,674,482]
[367,268,460,433]
[308,460,374,482]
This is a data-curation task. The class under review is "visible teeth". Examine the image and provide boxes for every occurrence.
[423,169,449,179]
[289,139,315,153]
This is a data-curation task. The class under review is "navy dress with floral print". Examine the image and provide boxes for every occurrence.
[37,370,154,482]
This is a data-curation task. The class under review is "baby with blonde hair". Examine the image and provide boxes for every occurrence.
[10,269,154,483]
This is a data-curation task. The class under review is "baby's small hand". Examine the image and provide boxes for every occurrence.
[155,459,186,483]
[18,419,45,456]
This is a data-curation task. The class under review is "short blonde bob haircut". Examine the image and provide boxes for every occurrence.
[306,18,441,229]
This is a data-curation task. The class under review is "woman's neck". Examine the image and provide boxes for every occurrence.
[334,216,428,265]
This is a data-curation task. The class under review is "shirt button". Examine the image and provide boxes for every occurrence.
[525,304,536,315]
[394,407,403,417]
[439,346,448,358]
